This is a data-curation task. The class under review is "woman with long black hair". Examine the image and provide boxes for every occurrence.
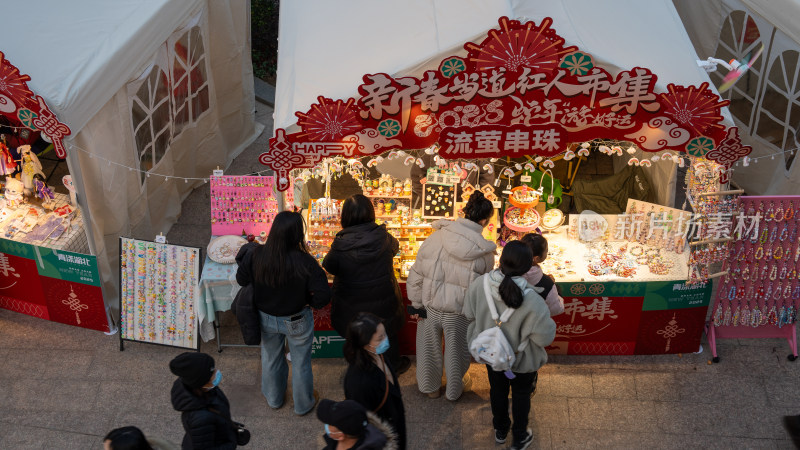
[463,241,556,450]
[323,194,409,374]
[343,312,407,449]
[235,211,331,415]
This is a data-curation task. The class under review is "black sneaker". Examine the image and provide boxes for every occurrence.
[494,429,508,444]
[509,429,532,450]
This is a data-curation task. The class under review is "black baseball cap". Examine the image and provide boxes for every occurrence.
[316,399,368,436]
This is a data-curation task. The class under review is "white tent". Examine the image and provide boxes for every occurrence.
[674,0,800,195]
[0,0,261,318]
[274,0,731,207]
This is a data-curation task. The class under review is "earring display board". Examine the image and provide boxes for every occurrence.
[119,237,201,350]
[707,195,800,362]
[210,175,278,236]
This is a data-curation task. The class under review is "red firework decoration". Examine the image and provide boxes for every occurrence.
[464,17,577,73]
[0,52,33,113]
[295,96,362,142]
[658,83,729,136]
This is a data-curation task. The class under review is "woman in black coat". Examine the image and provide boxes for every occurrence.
[169,352,237,449]
[343,312,407,449]
[323,194,409,373]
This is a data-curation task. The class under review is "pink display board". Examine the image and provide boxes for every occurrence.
[210,175,278,236]
[708,195,800,361]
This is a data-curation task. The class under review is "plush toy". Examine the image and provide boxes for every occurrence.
[4,177,24,208]
[17,145,44,196]
[0,136,16,176]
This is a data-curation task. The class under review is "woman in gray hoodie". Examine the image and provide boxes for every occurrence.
[407,192,496,401]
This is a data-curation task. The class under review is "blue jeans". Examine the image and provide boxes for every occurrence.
[258,308,315,414]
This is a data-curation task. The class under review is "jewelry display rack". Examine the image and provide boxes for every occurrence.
[706,195,800,362]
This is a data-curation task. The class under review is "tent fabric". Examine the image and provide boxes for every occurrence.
[2,0,260,315]
[572,165,655,214]
[275,0,728,209]
[674,0,800,196]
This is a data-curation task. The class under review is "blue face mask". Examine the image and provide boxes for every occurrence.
[324,424,343,440]
[373,337,390,355]
[207,370,222,389]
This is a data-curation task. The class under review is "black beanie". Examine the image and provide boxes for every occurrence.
[169,352,215,389]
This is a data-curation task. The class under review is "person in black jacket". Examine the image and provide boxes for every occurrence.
[169,352,237,449]
[343,313,407,449]
[322,194,410,374]
[236,211,331,415]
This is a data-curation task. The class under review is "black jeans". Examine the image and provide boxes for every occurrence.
[485,365,538,442]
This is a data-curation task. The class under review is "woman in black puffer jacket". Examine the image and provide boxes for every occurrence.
[169,352,237,449]
[323,194,409,374]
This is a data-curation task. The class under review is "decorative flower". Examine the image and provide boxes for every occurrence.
[377,119,401,138]
[16,108,37,130]
[560,51,593,76]
[0,52,33,108]
[588,283,605,295]
[685,136,715,157]
[464,17,577,73]
[570,284,586,295]
[658,83,729,136]
[439,57,467,78]
[295,96,362,142]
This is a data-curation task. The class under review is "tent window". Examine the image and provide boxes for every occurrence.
[755,50,800,170]
[130,66,172,183]
[172,26,210,137]
[713,11,763,128]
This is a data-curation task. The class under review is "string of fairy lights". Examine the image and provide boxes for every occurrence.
[15,138,800,186]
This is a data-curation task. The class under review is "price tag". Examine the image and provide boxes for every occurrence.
[520,175,532,183]
[448,176,460,184]
[155,234,167,244]
[492,201,502,209]
[212,169,224,176]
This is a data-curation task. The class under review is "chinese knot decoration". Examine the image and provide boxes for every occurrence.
[262,16,745,190]
[0,52,72,158]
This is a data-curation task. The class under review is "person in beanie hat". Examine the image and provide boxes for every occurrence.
[317,399,398,450]
[169,352,238,449]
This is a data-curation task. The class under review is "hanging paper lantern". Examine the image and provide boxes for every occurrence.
[502,167,515,178]
[564,150,576,161]
[452,163,461,173]
[650,155,661,162]
[628,158,640,166]
[387,151,399,160]
[463,162,477,171]
[376,156,385,163]
[424,145,437,155]
[514,163,522,170]
[367,159,379,167]
[639,159,652,167]
[483,163,494,174]
[627,146,637,155]
[542,159,555,168]
[523,162,535,171]
[598,145,610,154]
[404,155,416,166]
[577,148,590,157]
[534,156,543,162]
[397,150,407,157]
[580,142,591,149]
[416,158,425,168]
[489,158,499,162]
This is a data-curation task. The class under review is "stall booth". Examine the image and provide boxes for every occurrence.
[0,0,261,340]
[257,13,755,357]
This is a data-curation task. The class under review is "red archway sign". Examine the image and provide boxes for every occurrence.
[0,52,71,158]
[262,16,749,190]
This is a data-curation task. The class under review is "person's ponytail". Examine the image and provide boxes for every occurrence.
[497,241,533,308]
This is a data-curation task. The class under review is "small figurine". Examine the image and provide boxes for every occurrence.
[0,135,17,176]
[403,178,412,196]
[4,177,24,208]
[33,175,56,210]
[17,145,44,196]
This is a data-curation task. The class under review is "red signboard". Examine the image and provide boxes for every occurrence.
[0,52,71,158]
[262,16,749,190]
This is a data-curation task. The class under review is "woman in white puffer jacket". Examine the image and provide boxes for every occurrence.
[407,192,496,400]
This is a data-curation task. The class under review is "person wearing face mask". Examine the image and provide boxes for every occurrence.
[343,313,407,449]
[406,191,497,401]
[169,352,238,449]
[316,399,398,450]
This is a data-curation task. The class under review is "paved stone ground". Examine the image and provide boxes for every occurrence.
[1,101,799,449]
